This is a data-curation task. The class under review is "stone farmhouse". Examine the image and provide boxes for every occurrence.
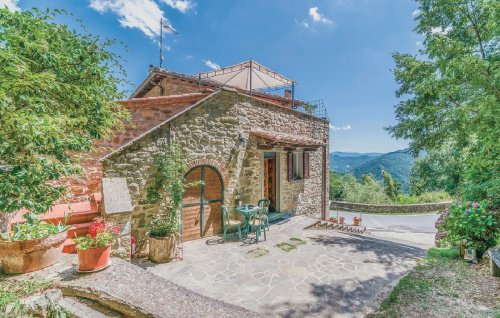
[12,61,330,255]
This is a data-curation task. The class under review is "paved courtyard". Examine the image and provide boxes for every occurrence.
[146,216,427,317]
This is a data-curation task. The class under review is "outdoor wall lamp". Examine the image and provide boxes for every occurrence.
[238,134,248,145]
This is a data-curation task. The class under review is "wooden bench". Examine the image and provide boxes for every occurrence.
[487,248,500,277]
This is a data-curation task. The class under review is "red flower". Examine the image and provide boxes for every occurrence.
[112,226,120,234]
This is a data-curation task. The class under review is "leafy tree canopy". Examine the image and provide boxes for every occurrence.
[0,8,129,215]
[388,0,499,207]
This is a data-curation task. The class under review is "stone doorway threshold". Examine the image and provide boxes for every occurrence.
[6,254,262,318]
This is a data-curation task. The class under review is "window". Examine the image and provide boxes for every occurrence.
[292,152,303,180]
[287,151,310,182]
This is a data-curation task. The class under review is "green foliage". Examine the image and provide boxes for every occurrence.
[1,212,67,241]
[410,145,462,195]
[146,140,187,237]
[436,201,499,254]
[329,171,392,204]
[387,0,500,208]
[0,8,129,215]
[361,174,378,186]
[382,170,401,201]
[427,247,460,259]
[330,171,451,205]
[73,218,118,250]
[0,277,51,316]
[396,191,451,204]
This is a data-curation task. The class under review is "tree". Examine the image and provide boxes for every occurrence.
[387,0,499,207]
[361,174,379,186]
[382,170,401,201]
[0,8,129,231]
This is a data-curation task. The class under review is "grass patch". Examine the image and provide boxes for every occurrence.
[246,248,269,258]
[370,249,499,318]
[275,242,297,252]
[0,275,52,316]
[289,237,306,245]
[427,247,459,259]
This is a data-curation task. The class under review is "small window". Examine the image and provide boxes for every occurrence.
[292,152,303,180]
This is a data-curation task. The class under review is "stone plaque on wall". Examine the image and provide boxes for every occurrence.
[102,177,133,260]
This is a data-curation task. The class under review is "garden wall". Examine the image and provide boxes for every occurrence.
[330,200,451,214]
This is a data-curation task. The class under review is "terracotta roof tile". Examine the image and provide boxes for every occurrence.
[250,128,325,147]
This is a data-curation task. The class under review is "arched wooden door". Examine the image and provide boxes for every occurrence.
[181,165,224,241]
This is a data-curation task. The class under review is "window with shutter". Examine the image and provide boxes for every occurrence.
[303,152,310,179]
[287,152,293,181]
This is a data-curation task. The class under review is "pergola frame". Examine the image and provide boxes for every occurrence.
[198,60,296,108]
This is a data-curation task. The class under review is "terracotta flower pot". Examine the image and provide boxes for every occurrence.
[339,217,345,225]
[353,219,361,226]
[77,244,112,272]
[0,231,67,274]
[149,234,178,263]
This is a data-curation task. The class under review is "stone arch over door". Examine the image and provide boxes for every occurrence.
[181,165,224,241]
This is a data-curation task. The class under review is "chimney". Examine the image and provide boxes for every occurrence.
[284,89,292,99]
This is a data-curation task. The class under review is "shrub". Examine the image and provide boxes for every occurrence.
[1,213,67,241]
[435,201,499,254]
[396,191,451,204]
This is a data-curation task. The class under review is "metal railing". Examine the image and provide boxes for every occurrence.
[293,99,329,121]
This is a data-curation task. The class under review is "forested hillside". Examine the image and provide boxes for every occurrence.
[329,149,414,192]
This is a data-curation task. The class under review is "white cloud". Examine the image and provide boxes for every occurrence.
[302,21,310,29]
[89,0,172,39]
[329,124,352,131]
[162,0,193,13]
[431,26,452,35]
[412,9,420,17]
[308,7,332,25]
[203,59,220,70]
[185,54,193,60]
[0,0,20,11]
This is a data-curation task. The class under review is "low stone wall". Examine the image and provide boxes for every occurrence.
[329,200,451,214]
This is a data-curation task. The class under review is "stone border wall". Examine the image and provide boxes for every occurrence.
[330,200,452,214]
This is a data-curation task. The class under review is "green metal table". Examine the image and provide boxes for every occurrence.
[235,205,260,239]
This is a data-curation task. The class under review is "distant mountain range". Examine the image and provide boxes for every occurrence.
[330,149,415,192]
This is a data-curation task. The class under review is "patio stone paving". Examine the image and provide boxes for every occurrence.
[146,216,427,317]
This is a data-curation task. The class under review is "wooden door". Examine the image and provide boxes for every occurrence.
[264,158,276,211]
[181,166,223,241]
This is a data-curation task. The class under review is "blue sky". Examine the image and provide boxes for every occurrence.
[3,0,422,153]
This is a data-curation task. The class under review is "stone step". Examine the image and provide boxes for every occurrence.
[52,256,262,317]
[58,297,123,318]
[62,238,77,254]
[304,220,366,234]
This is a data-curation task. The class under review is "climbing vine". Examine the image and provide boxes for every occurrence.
[146,140,187,237]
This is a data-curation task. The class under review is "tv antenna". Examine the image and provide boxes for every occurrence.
[159,18,178,68]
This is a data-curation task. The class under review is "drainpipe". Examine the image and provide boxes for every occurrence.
[322,145,327,220]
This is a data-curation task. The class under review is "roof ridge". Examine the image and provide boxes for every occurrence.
[125,92,210,102]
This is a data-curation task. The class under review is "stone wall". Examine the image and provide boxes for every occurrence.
[330,200,452,214]
[103,89,329,246]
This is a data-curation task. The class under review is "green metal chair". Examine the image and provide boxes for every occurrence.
[249,211,267,243]
[222,205,242,241]
[257,199,270,231]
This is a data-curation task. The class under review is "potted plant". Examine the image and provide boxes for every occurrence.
[148,214,179,263]
[74,218,119,272]
[338,216,345,225]
[0,213,68,274]
[353,216,362,226]
[329,217,337,223]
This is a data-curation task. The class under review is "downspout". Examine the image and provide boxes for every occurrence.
[322,144,327,220]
